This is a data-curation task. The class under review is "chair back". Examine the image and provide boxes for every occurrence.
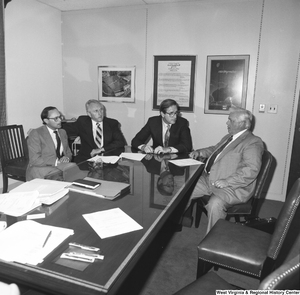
[249,150,273,212]
[0,125,28,166]
[259,254,300,290]
[267,178,300,259]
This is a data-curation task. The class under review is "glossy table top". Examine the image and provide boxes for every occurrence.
[1,148,203,295]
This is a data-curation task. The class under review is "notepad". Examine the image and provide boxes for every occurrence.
[72,179,101,190]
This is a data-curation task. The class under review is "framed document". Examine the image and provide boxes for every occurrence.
[153,55,196,112]
[98,66,135,103]
[205,55,250,114]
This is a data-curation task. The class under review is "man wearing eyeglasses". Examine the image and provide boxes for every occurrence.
[26,106,73,181]
[131,99,192,154]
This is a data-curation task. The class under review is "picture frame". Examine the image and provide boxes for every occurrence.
[205,55,250,114]
[153,55,196,112]
[98,66,135,103]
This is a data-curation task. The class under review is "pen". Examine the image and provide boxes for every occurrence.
[42,230,52,248]
[69,242,100,252]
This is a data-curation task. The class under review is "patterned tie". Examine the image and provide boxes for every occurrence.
[164,124,171,147]
[54,130,61,158]
[205,135,233,174]
[95,123,102,148]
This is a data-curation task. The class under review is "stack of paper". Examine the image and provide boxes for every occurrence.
[0,220,74,265]
[10,178,72,205]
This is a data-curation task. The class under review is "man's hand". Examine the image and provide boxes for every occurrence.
[154,146,172,154]
[90,148,104,157]
[141,145,154,154]
[58,156,70,164]
[212,179,229,189]
[189,150,200,159]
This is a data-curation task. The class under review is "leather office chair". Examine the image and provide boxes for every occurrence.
[196,178,300,282]
[0,125,29,193]
[173,254,300,294]
[191,149,273,228]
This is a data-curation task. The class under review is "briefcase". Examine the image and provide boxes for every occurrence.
[240,217,276,234]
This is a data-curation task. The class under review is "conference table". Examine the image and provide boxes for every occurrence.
[0,147,203,295]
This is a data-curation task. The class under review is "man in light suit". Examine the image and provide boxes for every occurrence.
[186,108,264,233]
[63,100,126,163]
[26,106,73,181]
[131,99,192,154]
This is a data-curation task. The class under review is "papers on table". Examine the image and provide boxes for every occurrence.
[88,155,120,164]
[0,220,74,265]
[119,153,146,161]
[10,178,71,206]
[83,208,143,239]
[0,191,40,217]
[169,158,204,167]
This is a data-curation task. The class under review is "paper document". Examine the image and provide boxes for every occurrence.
[169,158,204,167]
[0,220,74,265]
[119,153,146,161]
[83,208,143,239]
[88,155,120,164]
[10,178,71,205]
[0,191,40,217]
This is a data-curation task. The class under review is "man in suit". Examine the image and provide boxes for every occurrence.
[26,106,73,181]
[186,108,264,233]
[131,99,192,154]
[63,99,125,163]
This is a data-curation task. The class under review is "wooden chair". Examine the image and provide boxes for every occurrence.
[0,125,29,193]
[173,254,300,294]
[192,149,273,228]
[196,178,300,282]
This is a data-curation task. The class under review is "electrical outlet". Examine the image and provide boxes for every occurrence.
[268,104,278,114]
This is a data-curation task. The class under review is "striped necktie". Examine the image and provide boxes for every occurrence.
[54,130,62,158]
[164,124,171,147]
[95,123,102,148]
[205,135,233,174]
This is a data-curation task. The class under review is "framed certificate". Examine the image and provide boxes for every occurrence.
[153,55,196,112]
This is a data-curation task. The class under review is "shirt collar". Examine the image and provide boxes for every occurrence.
[232,129,247,141]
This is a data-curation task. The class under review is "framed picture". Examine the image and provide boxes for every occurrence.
[205,55,250,114]
[153,55,196,112]
[98,66,135,103]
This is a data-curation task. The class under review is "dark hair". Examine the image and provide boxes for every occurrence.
[41,106,57,125]
[159,99,180,113]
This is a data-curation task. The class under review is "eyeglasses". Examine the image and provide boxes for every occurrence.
[47,115,63,122]
[165,111,179,117]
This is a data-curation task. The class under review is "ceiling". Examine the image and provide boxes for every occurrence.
[36,0,200,11]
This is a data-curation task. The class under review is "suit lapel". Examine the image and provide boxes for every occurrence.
[215,130,250,162]
[42,126,56,153]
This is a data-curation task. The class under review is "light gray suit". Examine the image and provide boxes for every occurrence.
[26,125,73,181]
[190,130,264,232]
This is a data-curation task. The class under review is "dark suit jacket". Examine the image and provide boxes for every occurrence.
[63,116,125,163]
[26,126,73,181]
[131,116,192,153]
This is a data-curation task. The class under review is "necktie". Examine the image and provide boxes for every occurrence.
[205,135,233,174]
[54,130,61,158]
[95,123,102,148]
[164,124,171,147]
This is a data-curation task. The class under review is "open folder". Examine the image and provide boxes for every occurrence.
[68,177,130,200]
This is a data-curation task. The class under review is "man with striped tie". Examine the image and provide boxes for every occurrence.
[26,106,73,181]
[63,100,126,163]
[184,108,264,233]
[131,99,193,154]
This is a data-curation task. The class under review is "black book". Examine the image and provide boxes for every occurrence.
[72,179,101,190]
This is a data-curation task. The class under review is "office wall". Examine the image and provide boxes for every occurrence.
[3,0,300,201]
[4,0,63,134]
[61,0,300,201]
